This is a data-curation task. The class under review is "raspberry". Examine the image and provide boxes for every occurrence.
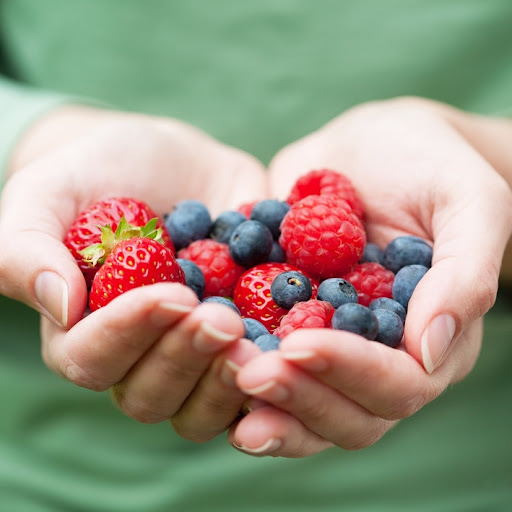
[274,299,334,338]
[342,262,395,307]
[233,262,318,333]
[286,168,364,219]
[237,200,258,219]
[279,194,366,280]
[178,239,244,298]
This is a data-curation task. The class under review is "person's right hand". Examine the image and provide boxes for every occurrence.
[0,106,266,441]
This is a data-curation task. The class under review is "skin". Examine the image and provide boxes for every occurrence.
[0,97,511,457]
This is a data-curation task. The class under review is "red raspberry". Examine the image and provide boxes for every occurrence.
[342,262,395,306]
[178,239,244,298]
[279,194,366,280]
[237,200,258,219]
[233,262,318,333]
[286,169,364,219]
[274,299,334,338]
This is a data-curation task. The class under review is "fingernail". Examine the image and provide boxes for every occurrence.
[232,437,282,455]
[34,271,69,328]
[220,359,241,387]
[193,321,238,353]
[241,380,290,402]
[151,302,194,327]
[282,350,328,372]
[421,314,457,374]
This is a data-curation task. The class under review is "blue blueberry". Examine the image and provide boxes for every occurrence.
[373,309,404,347]
[243,318,269,341]
[229,220,273,267]
[253,333,281,352]
[392,264,429,309]
[165,200,212,251]
[383,236,433,273]
[176,258,206,300]
[250,199,290,239]
[202,296,241,315]
[369,297,407,323]
[331,303,379,340]
[317,278,358,309]
[270,271,312,309]
[267,241,286,263]
[361,243,385,265]
[210,210,246,244]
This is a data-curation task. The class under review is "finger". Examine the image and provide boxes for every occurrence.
[41,282,199,389]
[111,302,245,424]
[236,351,394,449]
[228,406,333,458]
[169,338,261,442]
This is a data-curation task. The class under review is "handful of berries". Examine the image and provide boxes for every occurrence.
[64,169,432,350]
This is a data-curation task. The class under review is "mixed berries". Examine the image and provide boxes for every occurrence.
[65,168,433,353]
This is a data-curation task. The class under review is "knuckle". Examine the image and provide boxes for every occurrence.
[112,387,166,424]
[58,353,110,391]
[341,420,392,451]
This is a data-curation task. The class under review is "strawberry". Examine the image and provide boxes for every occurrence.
[64,197,174,287]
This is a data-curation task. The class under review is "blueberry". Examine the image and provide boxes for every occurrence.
[373,309,404,347]
[267,241,286,263]
[243,318,269,341]
[165,200,212,251]
[229,220,273,267]
[383,236,433,273]
[250,199,290,239]
[361,243,385,265]
[331,303,379,340]
[253,333,281,352]
[270,271,312,309]
[210,210,246,244]
[202,296,241,315]
[369,297,407,323]
[392,264,429,309]
[317,278,358,309]
[176,258,206,300]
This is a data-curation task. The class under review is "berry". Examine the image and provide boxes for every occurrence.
[250,199,290,239]
[369,297,407,323]
[270,271,313,309]
[165,200,212,251]
[178,239,244,298]
[274,299,334,338]
[237,200,258,219]
[267,241,286,263]
[392,264,429,309]
[317,278,358,309]
[279,194,366,280]
[89,237,185,311]
[286,168,364,219]
[331,303,379,340]
[342,262,395,307]
[202,296,241,315]
[243,318,270,341]
[233,262,318,333]
[383,235,433,273]
[361,243,385,265]
[210,210,246,243]
[253,334,281,352]
[176,258,206,300]
[373,309,404,348]
[229,220,274,267]
[64,197,173,287]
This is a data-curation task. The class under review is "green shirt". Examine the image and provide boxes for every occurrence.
[1,1,511,510]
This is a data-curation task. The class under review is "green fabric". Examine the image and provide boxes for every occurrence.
[0,0,511,510]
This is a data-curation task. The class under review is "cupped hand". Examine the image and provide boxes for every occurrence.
[0,106,267,440]
[228,97,512,457]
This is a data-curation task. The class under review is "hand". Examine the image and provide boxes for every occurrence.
[227,97,512,457]
[0,106,267,441]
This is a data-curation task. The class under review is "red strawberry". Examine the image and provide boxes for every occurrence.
[64,197,174,287]
[342,262,394,306]
[286,168,365,219]
[178,239,244,298]
[89,237,185,311]
[274,299,334,338]
[279,194,366,281]
[233,262,319,333]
